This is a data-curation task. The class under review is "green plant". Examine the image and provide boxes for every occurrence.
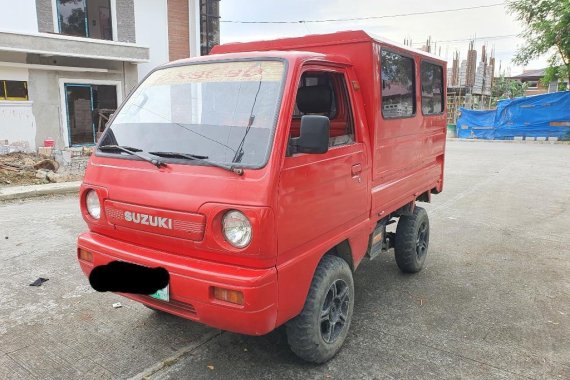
[492,75,529,99]
[507,0,570,85]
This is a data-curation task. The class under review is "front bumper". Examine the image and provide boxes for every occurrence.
[77,232,278,335]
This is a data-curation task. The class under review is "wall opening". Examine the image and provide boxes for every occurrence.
[65,83,117,146]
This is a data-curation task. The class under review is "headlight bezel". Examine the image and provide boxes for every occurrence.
[222,210,253,249]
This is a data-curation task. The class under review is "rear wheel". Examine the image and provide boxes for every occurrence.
[286,255,354,363]
[394,206,430,273]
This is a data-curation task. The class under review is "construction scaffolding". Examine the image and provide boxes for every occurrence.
[409,36,497,125]
[445,39,496,125]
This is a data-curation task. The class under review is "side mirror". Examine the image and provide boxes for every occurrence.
[289,115,329,155]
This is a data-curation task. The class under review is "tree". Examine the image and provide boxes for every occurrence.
[507,0,570,85]
[492,75,529,99]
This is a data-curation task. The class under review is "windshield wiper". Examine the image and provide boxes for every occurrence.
[99,145,167,168]
[149,151,209,160]
[232,71,263,164]
[149,151,244,175]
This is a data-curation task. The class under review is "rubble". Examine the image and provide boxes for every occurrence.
[0,148,90,187]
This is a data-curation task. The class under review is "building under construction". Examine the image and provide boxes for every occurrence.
[412,37,496,125]
[446,41,496,125]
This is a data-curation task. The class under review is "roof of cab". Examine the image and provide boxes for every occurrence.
[161,49,335,69]
[211,30,445,64]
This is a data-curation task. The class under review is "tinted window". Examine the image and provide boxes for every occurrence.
[381,50,415,118]
[421,62,444,115]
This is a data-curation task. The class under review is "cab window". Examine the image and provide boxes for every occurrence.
[290,71,354,147]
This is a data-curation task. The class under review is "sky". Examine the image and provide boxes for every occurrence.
[220,0,550,76]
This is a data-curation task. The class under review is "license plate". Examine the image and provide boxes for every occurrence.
[150,284,169,302]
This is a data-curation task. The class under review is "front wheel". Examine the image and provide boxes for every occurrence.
[286,255,354,363]
[394,206,430,273]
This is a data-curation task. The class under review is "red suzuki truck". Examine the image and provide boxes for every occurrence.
[77,30,446,363]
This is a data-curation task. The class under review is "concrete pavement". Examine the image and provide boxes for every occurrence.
[0,140,569,379]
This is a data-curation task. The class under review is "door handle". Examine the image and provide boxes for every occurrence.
[351,163,362,176]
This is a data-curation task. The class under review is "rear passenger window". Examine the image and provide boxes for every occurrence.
[421,62,444,115]
[380,50,415,119]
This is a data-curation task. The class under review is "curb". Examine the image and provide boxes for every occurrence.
[0,181,81,202]
[447,138,570,145]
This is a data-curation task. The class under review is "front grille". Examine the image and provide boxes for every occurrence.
[104,200,206,241]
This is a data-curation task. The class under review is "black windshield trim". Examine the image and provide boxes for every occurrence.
[95,57,289,170]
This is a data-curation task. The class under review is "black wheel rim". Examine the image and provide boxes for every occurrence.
[320,279,350,344]
[416,221,428,259]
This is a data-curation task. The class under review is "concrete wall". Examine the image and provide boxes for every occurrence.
[0,102,37,152]
[134,0,169,80]
[28,68,126,149]
[0,66,29,81]
[116,0,136,43]
[0,31,148,63]
[35,0,53,33]
[123,62,139,96]
[0,0,39,33]
[0,65,37,152]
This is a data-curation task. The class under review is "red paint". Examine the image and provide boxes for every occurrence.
[77,30,446,335]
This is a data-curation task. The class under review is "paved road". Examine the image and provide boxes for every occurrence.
[1,140,569,379]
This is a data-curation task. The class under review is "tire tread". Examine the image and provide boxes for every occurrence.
[286,255,353,363]
[394,206,429,273]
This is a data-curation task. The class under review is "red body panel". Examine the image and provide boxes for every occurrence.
[77,232,277,335]
[78,30,446,335]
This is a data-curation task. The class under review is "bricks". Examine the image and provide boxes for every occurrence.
[168,0,190,61]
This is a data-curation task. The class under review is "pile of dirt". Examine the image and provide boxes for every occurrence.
[0,152,79,187]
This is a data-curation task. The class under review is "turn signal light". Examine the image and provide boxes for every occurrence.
[213,287,244,305]
[78,248,93,263]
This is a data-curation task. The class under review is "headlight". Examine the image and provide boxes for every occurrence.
[222,210,252,248]
[86,190,101,219]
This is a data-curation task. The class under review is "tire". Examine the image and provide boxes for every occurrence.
[286,255,354,363]
[394,206,430,273]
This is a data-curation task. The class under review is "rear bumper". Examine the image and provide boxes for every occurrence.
[77,232,278,335]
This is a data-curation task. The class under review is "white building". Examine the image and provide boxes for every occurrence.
[0,0,219,151]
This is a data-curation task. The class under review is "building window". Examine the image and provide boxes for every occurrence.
[200,0,220,55]
[380,50,416,119]
[1,80,29,101]
[421,61,444,115]
[56,0,113,40]
[526,80,539,89]
[65,84,117,146]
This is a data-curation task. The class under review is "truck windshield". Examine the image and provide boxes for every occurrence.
[99,60,286,168]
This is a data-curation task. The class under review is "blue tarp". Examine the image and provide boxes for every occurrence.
[457,91,570,140]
